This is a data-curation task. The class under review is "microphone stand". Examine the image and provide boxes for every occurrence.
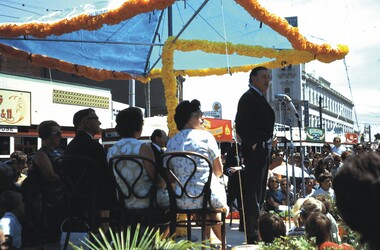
[296,114,306,198]
[280,100,292,228]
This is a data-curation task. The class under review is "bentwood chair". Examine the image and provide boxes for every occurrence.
[108,154,170,232]
[56,154,114,250]
[161,151,227,250]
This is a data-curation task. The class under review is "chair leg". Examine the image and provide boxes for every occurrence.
[63,231,71,250]
[187,213,192,241]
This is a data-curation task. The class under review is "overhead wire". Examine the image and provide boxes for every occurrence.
[343,57,360,131]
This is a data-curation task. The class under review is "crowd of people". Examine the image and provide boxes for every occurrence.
[1,66,380,249]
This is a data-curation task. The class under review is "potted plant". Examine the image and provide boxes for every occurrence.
[70,224,207,250]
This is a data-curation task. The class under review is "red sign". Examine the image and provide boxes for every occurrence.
[345,132,359,144]
[203,118,233,142]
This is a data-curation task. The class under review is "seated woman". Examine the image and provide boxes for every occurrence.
[106,107,169,209]
[21,120,64,243]
[265,176,283,212]
[166,99,228,243]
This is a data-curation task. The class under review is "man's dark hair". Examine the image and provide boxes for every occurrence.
[151,129,164,143]
[73,108,95,129]
[249,66,268,84]
[37,120,60,140]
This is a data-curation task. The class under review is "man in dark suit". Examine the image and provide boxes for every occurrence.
[150,129,167,176]
[64,108,116,222]
[235,66,275,243]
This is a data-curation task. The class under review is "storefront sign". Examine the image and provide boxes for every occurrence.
[305,127,325,143]
[345,132,359,144]
[0,126,18,133]
[203,118,232,142]
[0,89,31,126]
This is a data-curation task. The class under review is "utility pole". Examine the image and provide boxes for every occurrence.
[319,96,323,129]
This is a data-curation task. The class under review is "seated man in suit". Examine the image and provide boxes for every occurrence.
[150,129,167,164]
[64,108,117,227]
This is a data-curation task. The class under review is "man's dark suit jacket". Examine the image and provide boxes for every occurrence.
[150,143,165,178]
[64,131,116,214]
[235,87,275,170]
[235,87,275,242]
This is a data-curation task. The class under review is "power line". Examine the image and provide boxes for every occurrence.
[343,57,360,131]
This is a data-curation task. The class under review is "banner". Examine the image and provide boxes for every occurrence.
[345,132,359,144]
[305,127,325,143]
[203,118,232,142]
[0,89,31,126]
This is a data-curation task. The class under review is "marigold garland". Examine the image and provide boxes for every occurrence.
[0,0,175,38]
[0,0,349,136]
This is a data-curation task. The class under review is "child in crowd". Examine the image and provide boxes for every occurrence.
[0,191,25,249]
[305,212,353,250]
[258,213,286,244]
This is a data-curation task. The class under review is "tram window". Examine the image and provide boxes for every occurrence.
[0,136,10,155]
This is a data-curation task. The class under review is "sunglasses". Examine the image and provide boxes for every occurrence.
[50,131,62,137]
[270,180,278,183]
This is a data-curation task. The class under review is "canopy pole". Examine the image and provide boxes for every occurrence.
[129,79,135,107]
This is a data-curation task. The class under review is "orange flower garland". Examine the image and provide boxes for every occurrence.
[0,0,175,38]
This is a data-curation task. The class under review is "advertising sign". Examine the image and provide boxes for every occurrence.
[345,132,359,144]
[0,89,31,126]
[305,127,325,143]
[203,118,232,142]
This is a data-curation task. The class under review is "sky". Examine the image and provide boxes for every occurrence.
[184,0,380,139]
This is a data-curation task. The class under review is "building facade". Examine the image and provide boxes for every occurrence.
[269,64,355,143]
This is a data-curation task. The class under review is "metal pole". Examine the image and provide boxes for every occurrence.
[129,79,135,107]
[319,96,323,129]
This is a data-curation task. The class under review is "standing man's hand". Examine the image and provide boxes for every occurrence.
[252,143,257,151]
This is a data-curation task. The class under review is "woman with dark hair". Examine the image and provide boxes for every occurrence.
[106,107,168,208]
[21,120,64,243]
[166,99,227,244]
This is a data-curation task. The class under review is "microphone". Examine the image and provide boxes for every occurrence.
[275,94,299,118]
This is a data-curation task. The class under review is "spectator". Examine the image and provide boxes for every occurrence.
[333,152,380,248]
[340,150,352,162]
[331,137,346,157]
[166,99,227,243]
[321,143,332,158]
[3,151,28,187]
[264,177,282,212]
[309,172,335,200]
[279,178,295,206]
[288,197,325,237]
[297,176,316,199]
[314,195,341,244]
[353,143,365,155]
[21,120,64,243]
[0,191,25,249]
[258,213,286,244]
[305,212,353,250]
